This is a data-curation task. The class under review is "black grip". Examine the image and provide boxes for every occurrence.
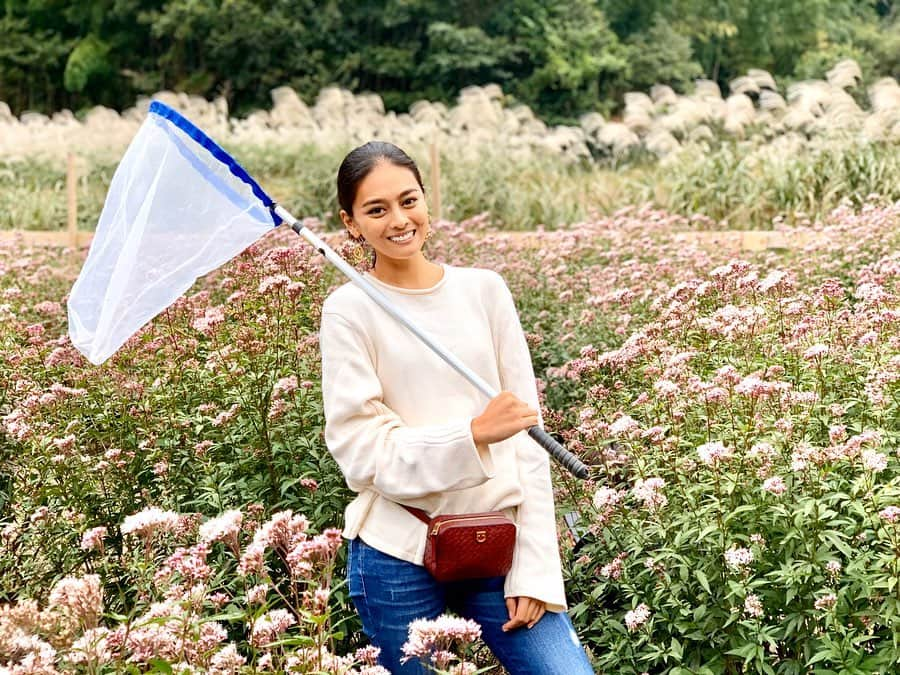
[527,427,591,479]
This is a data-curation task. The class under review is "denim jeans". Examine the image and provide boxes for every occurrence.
[347,537,594,674]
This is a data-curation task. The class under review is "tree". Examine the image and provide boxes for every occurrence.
[493,0,628,120]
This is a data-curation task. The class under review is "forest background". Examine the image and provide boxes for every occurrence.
[3,0,899,123]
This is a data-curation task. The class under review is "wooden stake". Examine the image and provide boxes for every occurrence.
[429,142,441,221]
[67,153,78,248]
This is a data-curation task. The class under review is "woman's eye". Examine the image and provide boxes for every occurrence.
[403,197,418,206]
[366,207,385,216]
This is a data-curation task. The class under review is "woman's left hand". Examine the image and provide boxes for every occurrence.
[502,596,546,631]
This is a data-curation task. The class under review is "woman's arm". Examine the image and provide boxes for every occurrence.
[320,310,497,501]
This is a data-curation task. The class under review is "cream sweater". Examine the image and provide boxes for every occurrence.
[319,264,567,612]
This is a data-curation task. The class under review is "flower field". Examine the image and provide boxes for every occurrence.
[1,199,899,673]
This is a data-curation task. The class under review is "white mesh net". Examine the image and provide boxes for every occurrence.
[68,103,278,364]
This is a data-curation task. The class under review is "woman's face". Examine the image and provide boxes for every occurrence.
[341,161,428,264]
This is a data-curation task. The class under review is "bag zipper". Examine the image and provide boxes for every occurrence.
[430,516,510,536]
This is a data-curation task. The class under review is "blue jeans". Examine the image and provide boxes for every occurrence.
[347,537,594,674]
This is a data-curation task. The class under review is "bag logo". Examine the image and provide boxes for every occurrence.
[476,531,487,543]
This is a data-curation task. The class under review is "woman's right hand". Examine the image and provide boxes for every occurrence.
[470,391,540,446]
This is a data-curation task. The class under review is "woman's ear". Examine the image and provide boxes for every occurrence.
[339,209,360,240]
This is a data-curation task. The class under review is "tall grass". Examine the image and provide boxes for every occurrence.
[2,136,897,232]
[652,136,900,226]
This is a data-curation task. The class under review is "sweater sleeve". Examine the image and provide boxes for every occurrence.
[319,310,497,501]
[490,276,567,613]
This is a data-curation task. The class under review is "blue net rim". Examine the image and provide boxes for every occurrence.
[148,100,282,226]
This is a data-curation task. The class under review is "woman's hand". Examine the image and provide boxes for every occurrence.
[503,596,546,631]
[470,391,539,446]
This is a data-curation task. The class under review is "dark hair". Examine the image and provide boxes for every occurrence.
[337,141,425,215]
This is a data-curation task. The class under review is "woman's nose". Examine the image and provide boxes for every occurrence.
[388,205,408,227]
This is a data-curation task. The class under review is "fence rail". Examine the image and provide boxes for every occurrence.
[0,228,825,252]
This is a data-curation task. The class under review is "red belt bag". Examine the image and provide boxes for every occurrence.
[403,506,517,582]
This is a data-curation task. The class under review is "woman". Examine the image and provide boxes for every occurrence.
[319,141,593,674]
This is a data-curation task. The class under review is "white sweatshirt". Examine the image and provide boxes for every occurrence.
[319,264,566,612]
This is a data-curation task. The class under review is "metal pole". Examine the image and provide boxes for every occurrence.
[273,205,590,480]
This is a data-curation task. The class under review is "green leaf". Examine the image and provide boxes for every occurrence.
[696,569,711,594]
[146,659,173,674]
[63,35,112,93]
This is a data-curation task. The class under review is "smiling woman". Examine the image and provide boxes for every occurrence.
[317,141,595,674]
[336,146,438,288]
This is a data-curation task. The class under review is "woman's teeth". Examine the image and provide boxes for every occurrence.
[388,230,415,243]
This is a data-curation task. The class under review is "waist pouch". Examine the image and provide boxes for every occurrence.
[403,505,517,582]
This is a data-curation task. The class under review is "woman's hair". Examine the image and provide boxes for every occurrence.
[337,141,425,215]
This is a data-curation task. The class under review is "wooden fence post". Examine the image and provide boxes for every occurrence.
[429,142,441,221]
[67,153,78,248]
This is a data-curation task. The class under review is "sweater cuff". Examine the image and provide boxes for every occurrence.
[504,572,567,614]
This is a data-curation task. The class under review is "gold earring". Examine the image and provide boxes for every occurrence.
[347,234,370,267]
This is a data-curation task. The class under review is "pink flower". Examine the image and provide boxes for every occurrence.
[862,449,888,473]
[80,526,108,551]
[250,609,296,647]
[652,379,679,398]
[272,375,298,398]
[34,300,62,315]
[238,541,266,576]
[762,476,787,496]
[879,506,900,523]
[829,425,847,444]
[401,615,482,662]
[743,594,763,618]
[814,593,837,610]
[156,543,212,587]
[624,603,651,631]
[758,270,788,293]
[211,403,240,427]
[593,487,623,509]
[697,441,733,467]
[609,414,640,437]
[121,507,180,539]
[267,398,288,421]
[194,440,213,457]
[713,365,742,386]
[704,386,729,404]
[246,584,269,605]
[209,643,246,675]
[632,477,668,510]
[355,645,382,666]
[724,546,754,571]
[803,344,829,360]
[199,510,243,545]
[258,274,291,294]
[69,627,112,665]
[48,574,103,628]
[191,306,226,335]
[600,552,627,579]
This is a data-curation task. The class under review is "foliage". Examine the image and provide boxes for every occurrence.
[621,17,703,94]
[0,229,351,602]
[63,35,113,94]
[1,0,898,123]
[524,202,900,673]
[0,199,898,672]
[0,505,384,672]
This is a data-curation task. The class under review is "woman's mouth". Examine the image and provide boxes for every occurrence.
[387,230,416,243]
